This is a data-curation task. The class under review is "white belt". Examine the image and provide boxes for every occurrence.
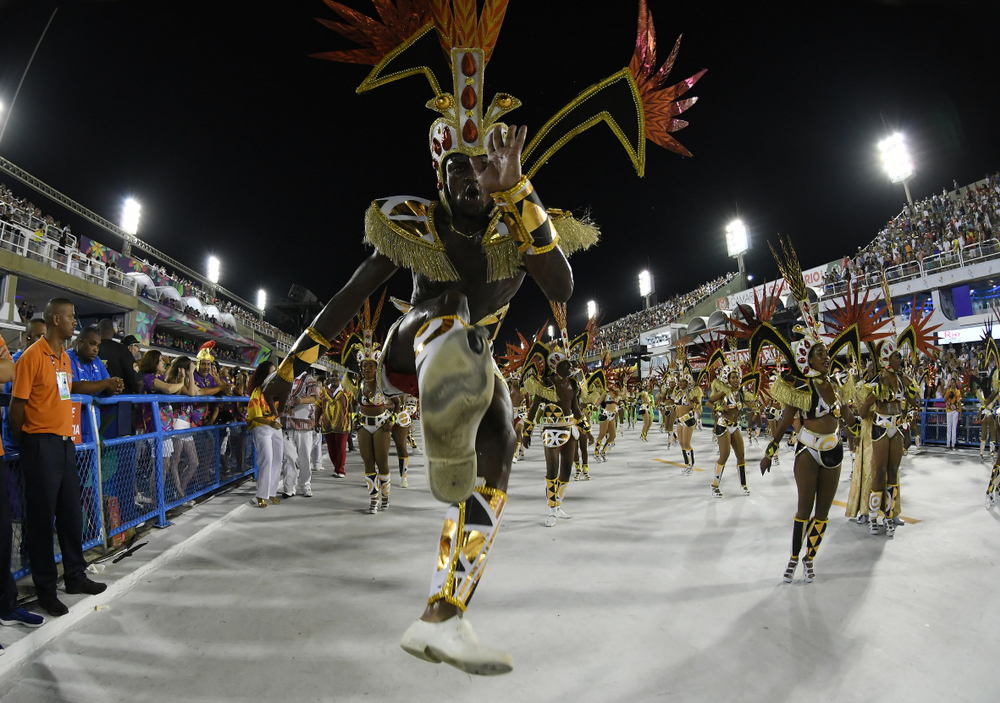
[797,427,840,451]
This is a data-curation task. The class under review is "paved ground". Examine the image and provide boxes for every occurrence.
[0,422,997,703]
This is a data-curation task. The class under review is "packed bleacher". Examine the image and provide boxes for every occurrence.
[593,273,736,347]
[0,181,293,343]
[822,173,1000,291]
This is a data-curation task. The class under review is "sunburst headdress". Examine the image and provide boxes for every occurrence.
[339,288,388,364]
[315,0,705,210]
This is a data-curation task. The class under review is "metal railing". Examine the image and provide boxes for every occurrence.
[0,220,138,297]
[4,394,253,581]
[820,239,1000,301]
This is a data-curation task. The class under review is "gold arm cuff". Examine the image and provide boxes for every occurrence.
[523,232,560,256]
[306,327,332,349]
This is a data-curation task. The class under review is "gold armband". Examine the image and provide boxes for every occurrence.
[491,176,557,256]
[765,440,780,459]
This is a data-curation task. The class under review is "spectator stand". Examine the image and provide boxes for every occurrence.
[1,393,253,583]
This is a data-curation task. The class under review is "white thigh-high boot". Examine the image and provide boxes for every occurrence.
[414,316,494,503]
[400,485,513,675]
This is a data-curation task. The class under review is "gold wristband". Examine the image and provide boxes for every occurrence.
[491,175,532,209]
[306,326,332,349]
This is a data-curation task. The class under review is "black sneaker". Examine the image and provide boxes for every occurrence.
[65,577,107,596]
[281,492,294,499]
[37,594,69,616]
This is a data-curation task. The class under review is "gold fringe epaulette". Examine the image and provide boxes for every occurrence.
[710,379,731,397]
[837,374,858,405]
[687,387,704,406]
[483,234,523,282]
[550,210,600,255]
[523,374,558,402]
[364,202,461,282]
[579,377,604,405]
[852,379,872,404]
[341,373,359,398]
[771,377,811,412]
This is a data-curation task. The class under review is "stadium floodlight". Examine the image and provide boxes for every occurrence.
[257,288,267,310]
[879,133,913,183]
[725,219,749,257]
[0,101,4,113]
[726,219,750,291]
[207,256,220,284]
[639,270,652,297]
[747,274,754,282]
[879,133,914,208]
[121,198,140,235]
[587,300,597,319]
[548,325,555,338]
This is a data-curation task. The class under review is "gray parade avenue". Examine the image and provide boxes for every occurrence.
[0,421,995,703]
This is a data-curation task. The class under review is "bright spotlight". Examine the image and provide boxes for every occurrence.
[587,300,597,319]
[639,270,652,297]
[725,219,749,257]
[207,256,220,284]
[747,274,754,282]
[879,133,913,183]
[548,325,555,338]
[121,198,140,235]
[257,289,267,310]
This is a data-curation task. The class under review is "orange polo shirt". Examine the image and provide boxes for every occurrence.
[11,336,74,437]
[0,337,9,457]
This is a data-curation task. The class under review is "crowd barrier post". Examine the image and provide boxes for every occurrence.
[151,399,168,528]
[86,400,109,554]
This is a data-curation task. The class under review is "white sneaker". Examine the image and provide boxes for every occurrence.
[868,518,880,535]
[554,506,572,520]
[368,501,379,515]
[401,477,409,488]
[884,517,895,537]
[742,486,751,496]
[302,486,313,498]
[543,510,557,527]
[400,617,513,676]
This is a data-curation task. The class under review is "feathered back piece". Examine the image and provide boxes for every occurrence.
[824,288,892,372]
[722,279,783,341]
[356,288,388,362]
[983,308,1000,374]
[895,296,940,364]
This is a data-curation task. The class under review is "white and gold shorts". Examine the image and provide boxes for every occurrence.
[542,424,580,448]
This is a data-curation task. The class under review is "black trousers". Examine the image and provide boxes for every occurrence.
[20,433,86,595]
[0,456,20,613]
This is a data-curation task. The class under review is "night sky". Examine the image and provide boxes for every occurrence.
[1,0,998,344]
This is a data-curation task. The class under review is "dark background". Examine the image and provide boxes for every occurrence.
[1,0,998,342]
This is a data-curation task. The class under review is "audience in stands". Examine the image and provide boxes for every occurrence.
[593,274,736,347]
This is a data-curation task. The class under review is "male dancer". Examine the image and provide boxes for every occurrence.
[266,0,702,676]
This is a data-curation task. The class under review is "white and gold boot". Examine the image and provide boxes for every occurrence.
[401,486,512,675]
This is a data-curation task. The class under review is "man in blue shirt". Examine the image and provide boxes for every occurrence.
[2,318,47,455]
[67,327,124,444]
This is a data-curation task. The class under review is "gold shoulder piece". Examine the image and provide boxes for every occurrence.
[549,210,600,255]
[524,375,558,403]
[771,378,811,412]
[364,200,461,282]
[341,374,358,397]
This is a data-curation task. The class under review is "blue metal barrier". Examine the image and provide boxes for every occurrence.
[5,394,252,581]
[918,399,980,447]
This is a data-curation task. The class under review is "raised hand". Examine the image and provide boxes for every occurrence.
[471,124,528,194]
